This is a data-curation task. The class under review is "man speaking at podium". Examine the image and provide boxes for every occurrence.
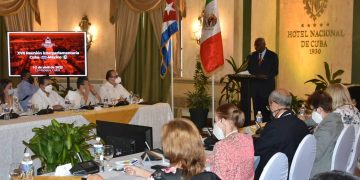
[247,38,279,122]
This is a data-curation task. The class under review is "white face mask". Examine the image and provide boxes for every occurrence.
[115,77,121,84]
[312,111,323,123]
[213,122,225,140]
[7,88,14,96]
[44,85,53,93]
[80,87,86,94]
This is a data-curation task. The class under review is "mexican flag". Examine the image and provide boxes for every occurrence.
[200,0,224,74]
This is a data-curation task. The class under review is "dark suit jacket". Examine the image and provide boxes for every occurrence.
[247,49,279,96]
[254,110,310,179]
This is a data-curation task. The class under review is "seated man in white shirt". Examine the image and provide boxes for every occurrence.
[99,70,130,102]
[65,77,101,109]
[29,76,65,111]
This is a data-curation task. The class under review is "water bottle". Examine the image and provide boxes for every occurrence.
[3,104,11,120]
[20,153,33,179]
[299,104,306,116]
[93,137,104,163]
[103,97,109,108]
[256,111,263,124]
[129,91,133,104]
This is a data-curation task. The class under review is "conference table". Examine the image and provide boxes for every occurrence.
[0,103,173,180]
[40,151,260,180]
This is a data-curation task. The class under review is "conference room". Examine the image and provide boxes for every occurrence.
[1,0,360,180]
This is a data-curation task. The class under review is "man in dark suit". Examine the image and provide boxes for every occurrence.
[254,89,309,179]
[248,38,279,122]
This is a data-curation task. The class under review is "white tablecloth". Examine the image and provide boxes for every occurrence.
[130,103,173,149]
[0,115,89,180]
[0,103,173,180]
[97,152,158,180]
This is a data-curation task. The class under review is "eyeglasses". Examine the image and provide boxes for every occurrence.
[110,75,119,78]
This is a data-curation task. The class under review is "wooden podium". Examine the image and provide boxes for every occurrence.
[229,74,267,126]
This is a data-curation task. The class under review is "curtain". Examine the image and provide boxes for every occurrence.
[4,0,34,31]
[124,0,162,12]
[122,13,171,103]
[0,0,26,15]
[0,0,39,83]
[114,0,140,75]
[111,0,184,76]
[0,17,8,79]
[0,0,41,25]
[0,17,21,84]
[148,3,164,45]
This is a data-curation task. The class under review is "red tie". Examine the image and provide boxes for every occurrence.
[258,53,263,65]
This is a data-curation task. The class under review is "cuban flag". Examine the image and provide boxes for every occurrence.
[160,0,178,78]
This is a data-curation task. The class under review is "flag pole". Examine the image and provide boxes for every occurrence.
[212,75,215,125]
[171,39,175,116]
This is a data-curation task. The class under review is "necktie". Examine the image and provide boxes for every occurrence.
[258,52,263,65]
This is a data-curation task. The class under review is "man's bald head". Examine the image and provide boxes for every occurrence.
[254,37,266,53]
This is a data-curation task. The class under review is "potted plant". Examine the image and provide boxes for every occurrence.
[186,60,211,129]
[305,61,344,91]
[219,56,248,106]
[290,92,305,114]
[23,119,96,174]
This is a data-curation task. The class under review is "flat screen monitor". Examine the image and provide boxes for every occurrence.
[96,120,153,157]
[7,31,87,77]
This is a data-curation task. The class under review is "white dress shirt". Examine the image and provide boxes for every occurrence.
[99,81,130,101]
[65,90,99,109]
[259,48,267,60]
[29,89,65,110]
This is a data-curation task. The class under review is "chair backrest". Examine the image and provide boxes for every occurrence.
[259,152,289,180]
[289,134,317,180]
[254,156,261,170]
[331,125,355,171]
[348,85,360,110]
[346,126,360,174]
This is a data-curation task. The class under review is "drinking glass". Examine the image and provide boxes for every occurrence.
[110,98,117,107]
[103,97,109,108]
[13,96,20,112]
[133,94,140,103]
[103,145,114,167]
[65,98,71,111]
[9,163,21,180]
[31,104,39,115]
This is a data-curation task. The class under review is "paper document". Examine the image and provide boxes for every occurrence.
[238,70,251,75]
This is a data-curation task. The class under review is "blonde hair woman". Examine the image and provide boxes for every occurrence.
[88,119,219,180]
[126,118,221,179]
[125,119,219,180]
[325,83,360,128]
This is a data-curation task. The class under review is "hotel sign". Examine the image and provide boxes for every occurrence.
[303,0,327,21]
[286,0,345,54]
[278,0,353,97]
